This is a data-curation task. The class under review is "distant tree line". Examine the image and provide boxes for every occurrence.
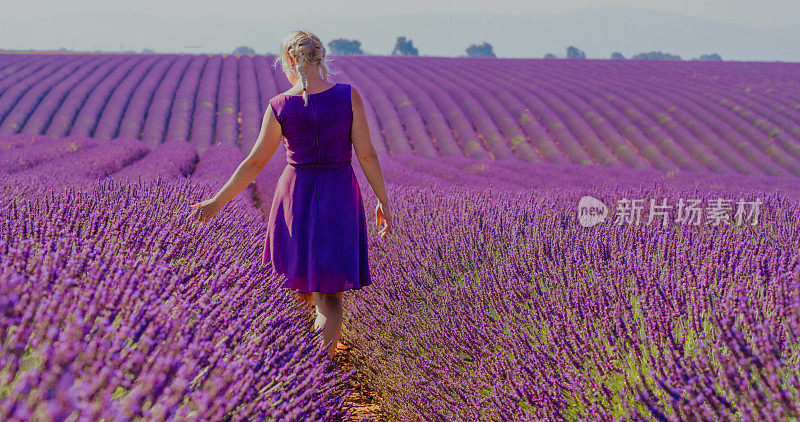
[233,46,256,54]
[322,36,498,57]
[391,36,419,55]
[328,39,364,55]
[465,42,495,57]
[567,46,586,59]
[543,46,723,61]
[697,53,723,61]
[39,40,725,61]
[632,51,682,60]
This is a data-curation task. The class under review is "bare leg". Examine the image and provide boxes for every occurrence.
[311,291,344,358]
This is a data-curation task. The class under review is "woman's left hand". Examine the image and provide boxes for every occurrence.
[189,198,222,225]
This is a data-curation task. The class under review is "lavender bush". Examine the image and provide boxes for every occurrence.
[345,181,800,421]
[0,173,351,421]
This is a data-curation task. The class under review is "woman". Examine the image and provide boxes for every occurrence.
[189,30,391,359]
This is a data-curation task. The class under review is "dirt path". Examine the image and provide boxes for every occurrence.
[334,337,389,421]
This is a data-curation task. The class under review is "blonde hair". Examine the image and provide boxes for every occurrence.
[272,30,339,106]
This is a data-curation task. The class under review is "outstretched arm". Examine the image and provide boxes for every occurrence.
[351,85,392,237]
[190,105,282,224]
[212,105,283,206]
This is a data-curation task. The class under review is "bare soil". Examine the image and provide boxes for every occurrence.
[333,338,390,421]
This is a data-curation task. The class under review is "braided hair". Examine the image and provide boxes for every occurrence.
[272,30,339,106]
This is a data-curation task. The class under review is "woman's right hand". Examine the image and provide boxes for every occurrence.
[375,201,392,238]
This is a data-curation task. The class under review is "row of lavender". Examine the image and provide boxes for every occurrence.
[2,53,800,176]
[0,135,355,420]
[345,180,800,421]
[4,132,800,209]
[0,54,283,155]
[323,55,800,177]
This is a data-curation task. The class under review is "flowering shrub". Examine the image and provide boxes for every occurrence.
[346,183,800,421]
[0,173,350,421]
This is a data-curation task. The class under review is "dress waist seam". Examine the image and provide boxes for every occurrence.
[288,161,351,170]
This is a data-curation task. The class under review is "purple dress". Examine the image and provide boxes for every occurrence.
[262,82,371,294]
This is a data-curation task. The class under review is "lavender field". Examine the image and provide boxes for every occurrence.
[1,52,799,421]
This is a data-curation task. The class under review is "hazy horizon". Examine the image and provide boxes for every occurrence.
[3,0,798,30]
[1,5,798,61]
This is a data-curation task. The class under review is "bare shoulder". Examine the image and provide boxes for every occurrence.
[266,95,284,120]
[267,94,283,108]
[350,85,364,109]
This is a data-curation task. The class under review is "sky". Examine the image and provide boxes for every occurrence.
[3,0,799,30]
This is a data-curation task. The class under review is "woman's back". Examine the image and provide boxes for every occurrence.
[268,82,353,166]
[263,80,370,295]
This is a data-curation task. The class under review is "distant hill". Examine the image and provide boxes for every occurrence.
[0,7,797,61]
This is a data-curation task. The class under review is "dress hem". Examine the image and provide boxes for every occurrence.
[282,278,372,295]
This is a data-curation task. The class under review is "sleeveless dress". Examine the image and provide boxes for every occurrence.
[262,82,372,294]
